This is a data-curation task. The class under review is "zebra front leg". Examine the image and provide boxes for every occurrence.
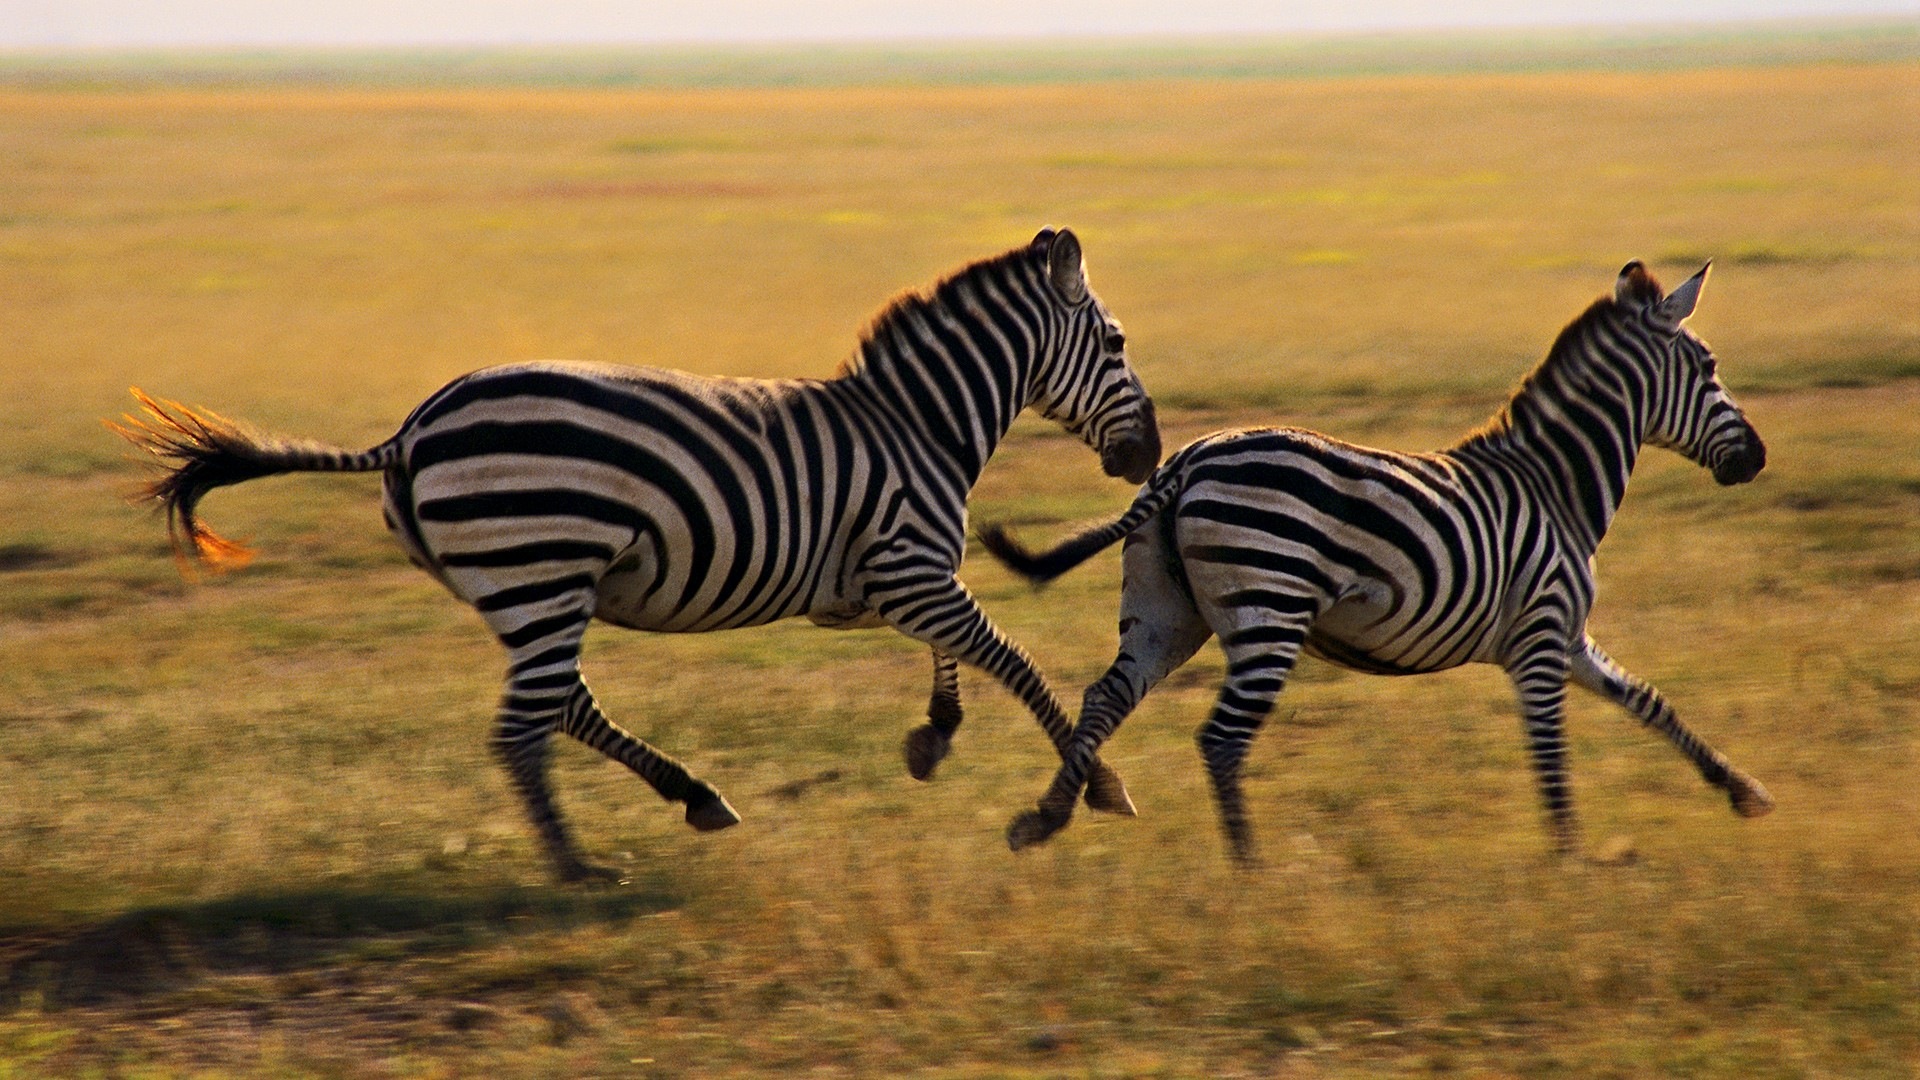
[1572,636,1773,818]
[1010,532,1213,849]
[904,647,962,781]
[871,574,1134,816]
[1505,638,1579,856]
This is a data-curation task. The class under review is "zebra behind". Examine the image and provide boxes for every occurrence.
[115,228,1160,883]
[981,261,1771,862]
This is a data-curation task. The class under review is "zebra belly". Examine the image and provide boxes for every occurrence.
[806,603,889,630]
[591,543,847,633]
[1304,588,1492,675]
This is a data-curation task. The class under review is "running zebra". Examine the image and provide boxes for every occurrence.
[114,228,1160,882]
[981,261,1772,862]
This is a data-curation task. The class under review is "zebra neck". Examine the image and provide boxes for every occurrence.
[1466,354,1644,558]
[837,329,1028,491]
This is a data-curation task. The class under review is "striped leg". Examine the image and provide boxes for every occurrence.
[491,704,597,882]
[904,647,963,781]
[494,612,737,883]
[1009,530,1211,850]
[1503,630,1578,856]
[1193,611,1315,865]
[869,574,1135,816]
[1571,635,1774,818]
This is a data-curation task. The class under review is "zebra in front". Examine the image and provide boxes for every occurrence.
[115,228,1160,883]
[981,260,1772,862]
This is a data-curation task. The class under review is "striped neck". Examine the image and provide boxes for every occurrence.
[1456,300,1649,556]
[834,251,1050,486]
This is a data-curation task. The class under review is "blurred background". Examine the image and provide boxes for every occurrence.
[2,4,1916,1077]
[11,1,1914,47]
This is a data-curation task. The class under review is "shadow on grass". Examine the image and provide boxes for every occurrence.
[0,879,682,1010]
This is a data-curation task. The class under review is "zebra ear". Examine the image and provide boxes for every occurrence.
[1614,260,1663,307]
[1656,262,1711,328]
[1045,228,1088,306]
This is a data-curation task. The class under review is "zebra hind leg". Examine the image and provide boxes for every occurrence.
[557,676,741,833]
[1007,673,1140,850]
[1195,684,1282,866]
[492,712,621,884]
[1194,620,1312,865]
[905,647,962,780]
[495,622,737,883]
[1010,536,1213,851]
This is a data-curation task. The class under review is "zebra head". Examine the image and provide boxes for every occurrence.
[1025,228,1161,485]
[1616,261,1767,487]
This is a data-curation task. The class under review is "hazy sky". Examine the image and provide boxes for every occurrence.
[5,0,1915,48]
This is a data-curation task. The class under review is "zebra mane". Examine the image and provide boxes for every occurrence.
[834,244,1037,379]
[1456,291,1634,449]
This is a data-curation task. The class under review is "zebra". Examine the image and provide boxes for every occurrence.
[113,228,1160,883]
[980,260,1772,863]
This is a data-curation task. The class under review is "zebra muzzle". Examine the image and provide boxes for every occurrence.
[1101,402,1162,485]
[1712,431,1767,486]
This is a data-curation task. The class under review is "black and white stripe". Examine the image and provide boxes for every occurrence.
[982,261,1772,862]
[116,228,1159,882]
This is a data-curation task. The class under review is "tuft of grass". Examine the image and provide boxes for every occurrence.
[1662,241,1882,267]
[607,135,749,155]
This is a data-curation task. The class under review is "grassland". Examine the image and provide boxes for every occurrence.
[1,31,1917,1078]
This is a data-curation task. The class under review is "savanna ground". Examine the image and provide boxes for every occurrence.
[2,26,1917,1078]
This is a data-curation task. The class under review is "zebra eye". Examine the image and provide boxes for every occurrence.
[1104,332,1126,352]
[1701,355,1718,378]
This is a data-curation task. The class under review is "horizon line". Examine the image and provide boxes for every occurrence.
[6,11,1916,55]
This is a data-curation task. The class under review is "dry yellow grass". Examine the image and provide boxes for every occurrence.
[1,38,1916,1078]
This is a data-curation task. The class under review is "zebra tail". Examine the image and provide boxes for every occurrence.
[977,469,1184,587]
[106,388,402,571]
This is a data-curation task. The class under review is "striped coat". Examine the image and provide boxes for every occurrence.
[983,261,1772,862]
[116,228,1159,882]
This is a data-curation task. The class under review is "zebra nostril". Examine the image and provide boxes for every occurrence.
[1712,434,1767,486]
[1102,428,1160,484]
[1111,399,1162,484]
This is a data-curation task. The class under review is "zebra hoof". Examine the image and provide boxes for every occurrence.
[1082,760,1137,817]
[558,858,627,886]
[1727,769,1775,818]
[1006,807,1068,851]
[685,791,742,832]
[904,724,952,782]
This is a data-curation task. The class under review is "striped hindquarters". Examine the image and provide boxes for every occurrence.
[389,364,877,635]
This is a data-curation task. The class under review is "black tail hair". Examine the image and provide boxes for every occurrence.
[977,520,1126,585]
[976,463,1185,586]
[107,389,399,570]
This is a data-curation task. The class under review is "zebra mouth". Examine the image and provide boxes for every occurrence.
[1100,402,1161,485]
[1711,433,1767,486]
